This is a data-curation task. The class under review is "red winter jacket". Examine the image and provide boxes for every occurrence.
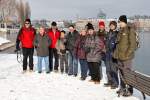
[18,27,36,48]
[48,29,60,48]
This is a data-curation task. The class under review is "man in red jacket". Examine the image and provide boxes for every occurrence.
[48,22,60,72]
[16,19,36,73]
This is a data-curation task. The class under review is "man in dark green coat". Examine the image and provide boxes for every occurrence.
[113,15,137,97]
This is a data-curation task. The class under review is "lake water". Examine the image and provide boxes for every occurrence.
[134,32,150,76]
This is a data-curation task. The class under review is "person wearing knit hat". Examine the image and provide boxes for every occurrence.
[85,23,94,31]
[16,18,36,73]
[85,22,104,84]
[113,15,137,96]
[86,23,94,30]
[98,21,105,36]
[99,21,105,28]
[97,21,107,80]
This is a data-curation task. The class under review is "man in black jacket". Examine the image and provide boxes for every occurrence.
[65,25,79,76]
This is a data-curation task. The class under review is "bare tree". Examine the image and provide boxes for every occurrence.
[16,0,25,25]
[16,0,31,26]
[0,0,17,23]
[24,2,31,19]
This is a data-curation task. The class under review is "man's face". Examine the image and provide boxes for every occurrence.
[119,21,127,28]
[69,27,75,33]
[52,25,57,30]
[25,21,31,28]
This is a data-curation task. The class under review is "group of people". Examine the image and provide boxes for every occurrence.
[15,15,137,97]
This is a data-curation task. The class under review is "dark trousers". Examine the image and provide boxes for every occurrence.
[49,48,59,71]
[88,62,101,81]
[22,48,34,71]
[60,54,68,73]
[118,60,133,93]
[105,52,119,86]
[111,61,119,86]
[79,59,88,78]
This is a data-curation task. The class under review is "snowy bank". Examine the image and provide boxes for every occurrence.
[0,54,149,100]
[0,37,10,45]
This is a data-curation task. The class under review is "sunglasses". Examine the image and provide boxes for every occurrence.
[25,23,30,25]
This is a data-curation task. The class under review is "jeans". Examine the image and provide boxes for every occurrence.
[99,53,106,79]
[37,56,49,72]
[105,52,119,86]
[79,59,88,78]
[68,51,78,75]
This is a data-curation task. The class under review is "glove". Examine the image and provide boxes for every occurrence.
[85,47,90,53]
[15,40,21,52]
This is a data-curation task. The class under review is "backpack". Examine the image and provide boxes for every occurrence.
[128,26,140,51]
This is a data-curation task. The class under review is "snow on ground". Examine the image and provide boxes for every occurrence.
[0,37,10,45]
[0,54,149,100]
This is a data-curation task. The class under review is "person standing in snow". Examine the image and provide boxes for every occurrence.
[74,29,88,80]
[85,23,104,84]
[16,19,36,73]
[97,21,107,79]
[56,30,68,74]
[113,15,137,96]
[104,21,119,89]
[34,26,51,74]
[65,25,80,77]
[47,22,61,72]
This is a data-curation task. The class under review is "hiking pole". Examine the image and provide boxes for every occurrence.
[14,49,23,64]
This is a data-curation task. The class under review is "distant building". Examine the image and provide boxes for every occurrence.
[75,18,117,31]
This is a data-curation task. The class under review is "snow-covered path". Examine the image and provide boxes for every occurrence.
[0,54,149,100]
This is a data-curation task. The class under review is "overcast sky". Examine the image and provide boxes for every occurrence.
[27,0,150,20]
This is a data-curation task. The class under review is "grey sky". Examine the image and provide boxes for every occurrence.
[27,0,150,20]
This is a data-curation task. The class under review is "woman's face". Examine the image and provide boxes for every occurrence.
[109,24,116,30]
[39,27,45,35]
[88,29,94,35]
[99,25,105,31]
[80,30,86,36]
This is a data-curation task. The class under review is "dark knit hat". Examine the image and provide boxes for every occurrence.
[109,21,117,28]
[25,18,31,23]
[119,15,127,24]
[51,21,57,26]
[86,23,94,30]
